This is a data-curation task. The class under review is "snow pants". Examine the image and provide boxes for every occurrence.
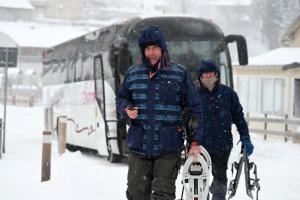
[209,149,231,200]
[126,152,181,200]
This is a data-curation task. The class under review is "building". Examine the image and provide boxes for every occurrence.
[233,13,300,137]
[0,21,99,88]
[281,14,300,47]
[28,0,48,18]
[233,47,300,136]
[0,0,34,21]
[29,0,84,20]
[234,48,300,117]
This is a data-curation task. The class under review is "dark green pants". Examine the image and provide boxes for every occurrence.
[126,152,181,200]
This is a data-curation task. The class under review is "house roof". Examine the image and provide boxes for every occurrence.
[280,15,300,46]
[7,68,22,75]
[29,0,48,7]
[24,69,36,75]
[0,21,99,48]
[234,47,300,66]
[0,0,34,10]
[138,0,169,6]
[282,62,300,71]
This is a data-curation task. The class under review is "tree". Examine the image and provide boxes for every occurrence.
[282,0,300,30]
[252,0,300,50]
[263,0,285,49]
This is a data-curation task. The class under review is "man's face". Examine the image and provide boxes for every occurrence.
[144,45,162,66]
[201,72,217,79]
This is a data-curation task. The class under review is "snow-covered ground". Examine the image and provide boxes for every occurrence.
[0,105,300,200]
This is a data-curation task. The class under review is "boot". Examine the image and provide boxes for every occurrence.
[209,178,228,200]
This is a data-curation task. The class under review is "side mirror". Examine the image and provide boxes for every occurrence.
[225,35,248,65]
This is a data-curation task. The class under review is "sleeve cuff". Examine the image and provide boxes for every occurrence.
[191,142,197,146]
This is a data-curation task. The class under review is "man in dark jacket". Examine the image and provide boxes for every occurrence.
[116,26,203,200]
[197,59,254,200]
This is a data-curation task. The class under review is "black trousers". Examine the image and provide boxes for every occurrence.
[209,149,232,200]
[126,152,181,200]
[209,149,231,180]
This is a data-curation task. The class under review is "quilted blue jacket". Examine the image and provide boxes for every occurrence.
[116,61,203,156]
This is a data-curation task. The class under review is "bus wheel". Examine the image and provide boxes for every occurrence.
[66,143,81,152]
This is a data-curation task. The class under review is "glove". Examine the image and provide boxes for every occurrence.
[240,135,254,156]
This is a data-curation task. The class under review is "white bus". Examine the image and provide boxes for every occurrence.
[42,14,248,162]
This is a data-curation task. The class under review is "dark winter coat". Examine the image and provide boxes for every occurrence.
[116,26,203,156]
[116,61,203,156]
[198,83,249,153]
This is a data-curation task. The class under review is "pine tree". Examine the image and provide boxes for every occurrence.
[262,0,285,49]
[282,0,300,29]
[252,0,300,49]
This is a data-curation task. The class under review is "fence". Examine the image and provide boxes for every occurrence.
[0,87,42,107]
[245,113,300,142]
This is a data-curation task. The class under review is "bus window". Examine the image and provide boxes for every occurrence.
[42,49,53,86]
[65,39,81,83]
[169,42,188,55]
[75,47,83,82]
[60,57,68,83]
[82,56,93,81]
[52,45,64,85]
[118,42,133,81]
[128,42,139,63]
[81,40,94,81]
[127,39,230,85]
[219,51,229,86]
[94,55,104,115]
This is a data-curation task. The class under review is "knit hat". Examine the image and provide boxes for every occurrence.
[138,26,170,66]
[197,59,220,80]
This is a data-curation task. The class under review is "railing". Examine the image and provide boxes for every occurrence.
[0,85,42,107]
[0,94,42,107]
[245,113,300,142]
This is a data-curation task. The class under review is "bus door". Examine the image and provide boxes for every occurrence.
[93,55,119,160]
[93,55,108,155]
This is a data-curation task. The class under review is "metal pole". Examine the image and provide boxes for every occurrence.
[264,113,267,141]
[2,48,8,153]
[0,118,2,159]
[285,114,288,142]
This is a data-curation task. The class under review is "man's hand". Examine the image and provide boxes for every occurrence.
[186,145,201,162]
[126,107,139,119]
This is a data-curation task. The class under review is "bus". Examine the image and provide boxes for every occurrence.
[42,14,248,163]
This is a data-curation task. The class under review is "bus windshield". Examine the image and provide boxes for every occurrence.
[128,40,230,86]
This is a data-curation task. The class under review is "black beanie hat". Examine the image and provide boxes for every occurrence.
[197,59,220,79]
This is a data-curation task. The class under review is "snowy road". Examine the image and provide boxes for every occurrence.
[0,106,300,200]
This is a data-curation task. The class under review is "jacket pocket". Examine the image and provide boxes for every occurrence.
[158,125,183,152]
[159,79,178,104]
[126,124,143,150]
